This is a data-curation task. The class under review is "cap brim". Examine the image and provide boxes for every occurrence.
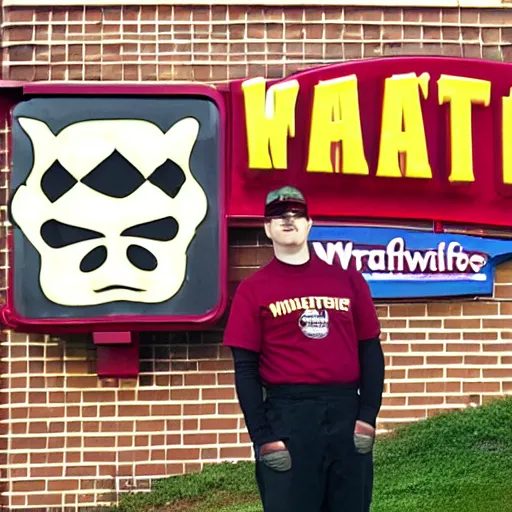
[264,200,308,218]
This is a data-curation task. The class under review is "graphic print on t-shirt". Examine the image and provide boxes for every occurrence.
[267,295,351,340]
[268,295,350,318]
[299,308,329,339]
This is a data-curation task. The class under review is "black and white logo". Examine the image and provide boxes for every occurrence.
[299,309,329,339]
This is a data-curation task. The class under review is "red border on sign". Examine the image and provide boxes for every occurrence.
[1,83,228,333]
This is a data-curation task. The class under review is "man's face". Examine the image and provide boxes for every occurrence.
[264,211,312,248]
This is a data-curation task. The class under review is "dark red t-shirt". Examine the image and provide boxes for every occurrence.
[223,252,381,385]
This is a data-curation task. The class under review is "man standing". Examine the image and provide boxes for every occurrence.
[223,186,385,512]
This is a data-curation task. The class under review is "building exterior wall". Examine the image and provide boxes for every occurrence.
[0,2,512,509]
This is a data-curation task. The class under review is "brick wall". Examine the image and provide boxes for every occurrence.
[1,2,512,510]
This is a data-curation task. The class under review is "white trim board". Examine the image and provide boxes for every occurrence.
[2,0,510,9]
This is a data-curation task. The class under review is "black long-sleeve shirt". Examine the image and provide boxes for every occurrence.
[232,337,385,447]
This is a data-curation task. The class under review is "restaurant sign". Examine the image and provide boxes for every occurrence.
[228,56,512,228]
[309,226,512,299]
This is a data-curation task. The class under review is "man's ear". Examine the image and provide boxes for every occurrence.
[264,221,272,239]
[306,218,313,235]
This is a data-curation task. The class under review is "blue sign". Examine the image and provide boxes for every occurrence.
[309,226,512,299]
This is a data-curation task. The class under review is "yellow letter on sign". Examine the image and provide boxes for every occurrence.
[307,75,368,175]
[376,72,431,179]
[503,88,512,185]
[242,78,300,169]
[437,74,491,182]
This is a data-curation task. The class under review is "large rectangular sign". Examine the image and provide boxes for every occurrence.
[2,84,227,333]
[228,56,512,228]
[309,226,512,299]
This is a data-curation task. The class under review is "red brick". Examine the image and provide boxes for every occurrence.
[27,494,62,506]
[184,434,217,445]
[218,403,242,415]
[382,343,409,353]
[220,446,252,458]
[427,302,462,316]
[482,369,512,378]
[84,436,116,448]
[48,479,80,491]
[446,343,481,352]
[171,388,200,401]
[385,369,406,379]
[138,390,170,401]
[408,369,444,379]
[463,332,498,341]
[184,373,217,386]
[410,343,444,352]
[464,302,498,315]
[389,382,425,393]
[494,285,512,299]
[426,382,461,393]
[375,305,389,318]
[118,405,150,417]
[382,398,407,408]
[389,333,426,341]
[188,346,219,360]
[444,319,480,329]
[465,356,499,365]
[379,408,427,419]
[202,388,235,400]
[482,319,512,329]
[408,319,442,328]
[408,395,444,405]
[150,404,182,416]
[31,466,63,478]
[119,450,150,463]
[447,368,481,378]
[82,391,116,402]
[484,343,512,352]
[427,356,463,364]
[463,382,501,393]
[389,304,426,317]
[135,464,166,476]
[198,360,233,372]
[12,480,45,492]
[503,382,512,392]
[200,448,218,460]
[183,404,216,416]
[167,448,200,460]
[428,332,461,340]
[184,419,198,430]
[200,418,238,430]
[136,420,165,432]
[217,373,235,385]
[83,451,116,462]
[391,356,424,366]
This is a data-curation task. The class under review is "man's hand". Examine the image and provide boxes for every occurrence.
[353,420,375,454]
[354,420,375,437]
[260,440,287,455]
[258,441,291,472]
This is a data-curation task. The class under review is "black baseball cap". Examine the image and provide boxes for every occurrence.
[264,185,309,218]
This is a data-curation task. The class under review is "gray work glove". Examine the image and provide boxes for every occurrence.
[259,449,292,472]
[354,433,374,454]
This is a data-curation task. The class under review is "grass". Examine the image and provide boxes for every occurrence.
[113,396,512,512]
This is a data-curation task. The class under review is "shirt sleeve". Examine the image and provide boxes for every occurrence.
[223,279,263,352]
[231,348,282,446]
[358,337,385,427]
[349,267,381,341]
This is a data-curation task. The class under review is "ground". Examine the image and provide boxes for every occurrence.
[113,397,512,512]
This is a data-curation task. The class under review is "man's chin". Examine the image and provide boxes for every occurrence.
[276,239,301,247]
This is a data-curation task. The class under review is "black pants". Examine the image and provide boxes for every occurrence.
[255,384,373,512]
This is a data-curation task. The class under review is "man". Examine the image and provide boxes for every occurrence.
[223,186,385,512]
